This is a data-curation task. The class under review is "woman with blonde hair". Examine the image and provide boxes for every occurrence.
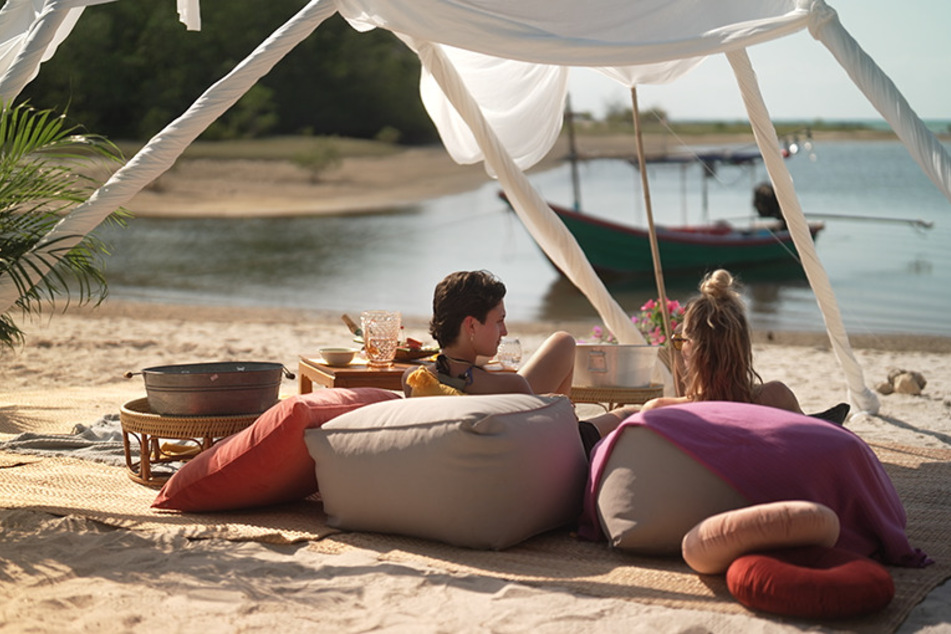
[642,269,803,413]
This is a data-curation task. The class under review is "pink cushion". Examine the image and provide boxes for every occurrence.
[581,401,928,568]
[726,545,895,619]
[682,500,840,574]
[152,388,400,512]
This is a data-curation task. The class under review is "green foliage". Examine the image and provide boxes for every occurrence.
[374,126,402,145]
[19,3,437,143]
[203,85,280,140]
[0,102,126,349]
[292,138,342,182]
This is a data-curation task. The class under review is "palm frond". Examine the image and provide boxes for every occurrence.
[0,100,126,349]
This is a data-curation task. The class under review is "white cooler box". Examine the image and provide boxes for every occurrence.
[573,343,657,388]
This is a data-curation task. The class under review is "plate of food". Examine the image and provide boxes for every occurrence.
[395,338,439,362]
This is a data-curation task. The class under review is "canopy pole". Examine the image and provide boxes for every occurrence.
[631,86,679,394]
[726,47,878,413]
[0,3,76,100]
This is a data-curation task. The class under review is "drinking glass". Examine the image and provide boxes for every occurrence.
[497,337,522,370]
[361,310,401,368]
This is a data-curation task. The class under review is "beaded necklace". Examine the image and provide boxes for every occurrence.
[435,353,475,387]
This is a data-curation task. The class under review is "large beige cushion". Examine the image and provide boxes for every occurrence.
[596,426,749,554]
[304,393,587,550]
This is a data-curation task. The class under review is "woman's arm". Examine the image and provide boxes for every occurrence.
[465,367,534,394]
[640,395,691,411]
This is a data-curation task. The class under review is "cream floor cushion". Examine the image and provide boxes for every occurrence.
[304,393,587,550]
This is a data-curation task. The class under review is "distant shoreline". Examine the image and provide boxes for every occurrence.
[52,299,951,354]
[126,130,939,219]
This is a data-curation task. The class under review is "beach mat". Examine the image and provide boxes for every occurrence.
[1,441,948,633]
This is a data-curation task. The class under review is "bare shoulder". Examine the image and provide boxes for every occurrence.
[754,381,803,413]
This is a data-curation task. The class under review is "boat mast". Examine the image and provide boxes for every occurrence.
[566,95,582,212]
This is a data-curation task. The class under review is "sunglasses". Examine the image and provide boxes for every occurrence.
[670,334,688,351]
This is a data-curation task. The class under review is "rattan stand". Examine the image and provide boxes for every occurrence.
[119,397,258,487]
[570,384,664,410]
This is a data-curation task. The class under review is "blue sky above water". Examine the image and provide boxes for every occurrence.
[567,0,949,122]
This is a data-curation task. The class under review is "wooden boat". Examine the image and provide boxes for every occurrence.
[505,110,825,277]
[545,198,824,277]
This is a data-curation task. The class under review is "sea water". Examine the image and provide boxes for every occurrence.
[97,139,951,337]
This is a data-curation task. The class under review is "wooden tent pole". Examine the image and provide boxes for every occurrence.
[631,86,680,394]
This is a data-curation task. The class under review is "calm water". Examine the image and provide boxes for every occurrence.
[97,139,951,336]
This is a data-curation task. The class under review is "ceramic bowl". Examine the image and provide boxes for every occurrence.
[319,347,359,367]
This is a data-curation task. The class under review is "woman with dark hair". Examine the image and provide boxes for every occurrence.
[642,269,803,413]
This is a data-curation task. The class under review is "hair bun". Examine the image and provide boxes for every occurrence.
[699,269,738,301]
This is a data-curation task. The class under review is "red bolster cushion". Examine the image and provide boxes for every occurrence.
[726,545,895,619]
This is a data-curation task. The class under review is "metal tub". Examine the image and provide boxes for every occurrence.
[133,361,289,416]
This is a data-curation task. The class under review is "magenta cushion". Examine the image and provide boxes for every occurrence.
[581,401,929,567]
[726,545,895,619]
[152,388,400,512]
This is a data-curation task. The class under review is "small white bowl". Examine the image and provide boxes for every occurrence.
[319,347,359,367]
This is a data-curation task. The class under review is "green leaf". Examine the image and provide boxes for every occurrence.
[0,101,126,349]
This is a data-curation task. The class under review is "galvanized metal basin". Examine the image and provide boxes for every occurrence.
[131,361,289,416]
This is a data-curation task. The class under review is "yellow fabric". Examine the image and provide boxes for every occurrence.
[159,442,202,458]
[406,366,464,397]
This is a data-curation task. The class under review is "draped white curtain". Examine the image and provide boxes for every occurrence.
[2,0,950,412]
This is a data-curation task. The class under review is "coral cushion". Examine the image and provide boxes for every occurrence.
[726,545,895,619]
[152,388,400,512]
[682,500,841,574]
[304,393,587,550]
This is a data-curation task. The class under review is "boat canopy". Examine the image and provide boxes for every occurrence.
[2,0,950,413]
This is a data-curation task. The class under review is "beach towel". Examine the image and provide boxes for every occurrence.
[0,415,128,467]
[580,401,932,568]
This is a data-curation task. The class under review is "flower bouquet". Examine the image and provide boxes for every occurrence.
[584,297,685,346]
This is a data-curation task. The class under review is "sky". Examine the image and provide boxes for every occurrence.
[566,0,950,122]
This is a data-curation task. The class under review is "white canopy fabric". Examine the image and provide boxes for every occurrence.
[2,0,950,413]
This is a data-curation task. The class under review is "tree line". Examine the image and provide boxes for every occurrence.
[19,1,439,144]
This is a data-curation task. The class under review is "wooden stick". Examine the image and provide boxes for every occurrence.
[631,86,679,395]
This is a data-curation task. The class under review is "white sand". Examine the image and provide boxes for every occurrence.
[2,135,950,631]
[1,301,950,633]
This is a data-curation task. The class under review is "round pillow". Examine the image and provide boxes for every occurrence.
[726,545,895,619]
[682,500,840,574]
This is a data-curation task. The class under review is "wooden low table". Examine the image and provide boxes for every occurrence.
[570,384,664,409]
[120,397,258,487]
[297,356,414,393]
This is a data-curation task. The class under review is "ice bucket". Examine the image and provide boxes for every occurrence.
[573,344,657,388]
[128,361,291,416]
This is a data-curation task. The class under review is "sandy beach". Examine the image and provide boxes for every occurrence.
[2,137,950,632]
